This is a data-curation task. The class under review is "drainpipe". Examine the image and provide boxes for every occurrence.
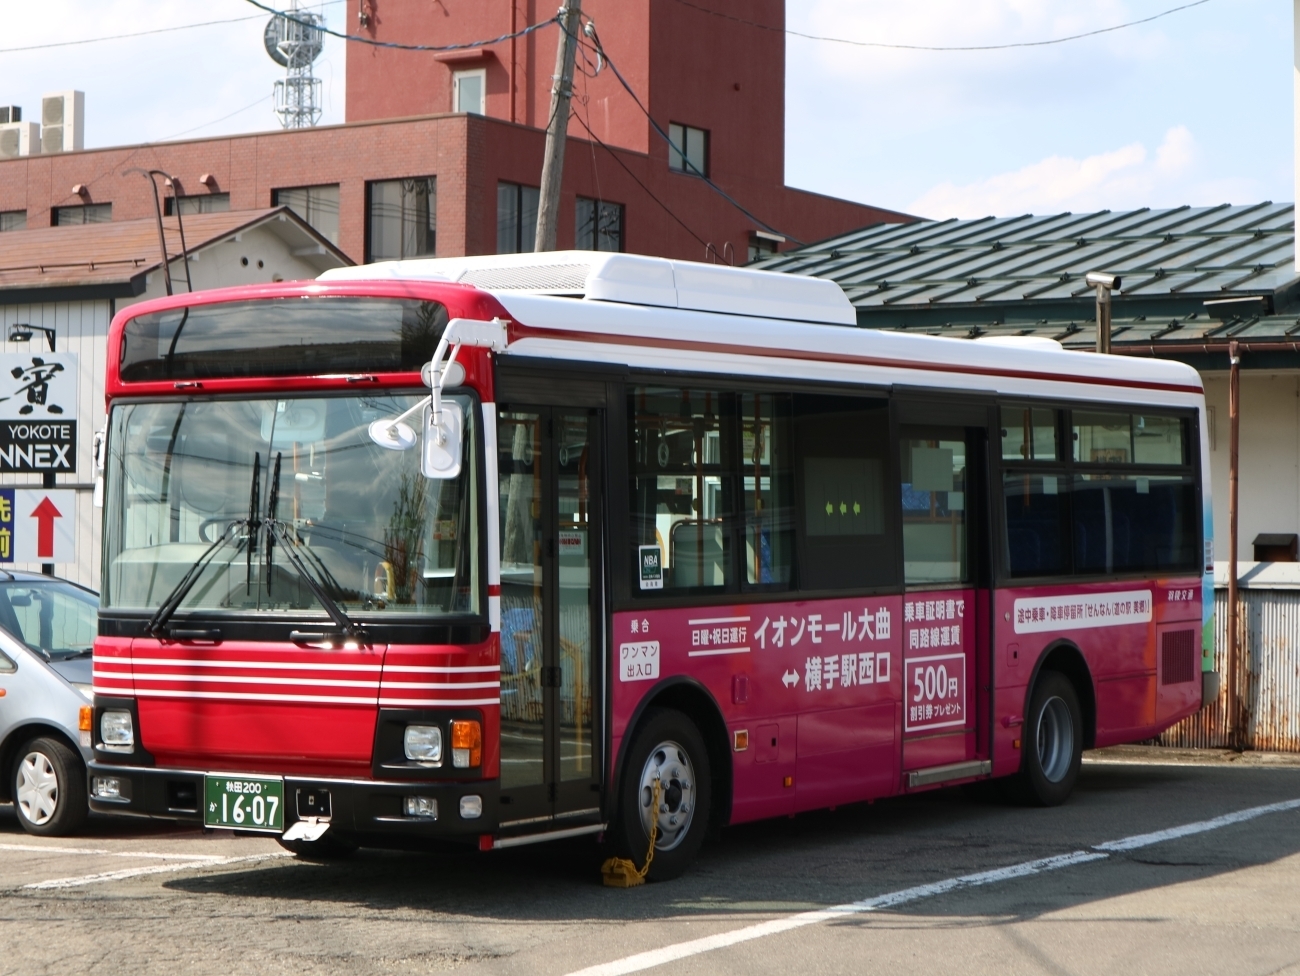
[1227,340,1241,748]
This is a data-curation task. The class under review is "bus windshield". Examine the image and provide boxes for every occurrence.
[102,392,479,618]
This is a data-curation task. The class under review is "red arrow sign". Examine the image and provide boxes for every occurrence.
[30,496,62,559]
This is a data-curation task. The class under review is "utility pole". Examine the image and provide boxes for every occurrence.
[534,0,583,252]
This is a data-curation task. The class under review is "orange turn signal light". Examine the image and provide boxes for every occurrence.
[79,705,93,732]
[451,719,482,768]
[733,730,749,752]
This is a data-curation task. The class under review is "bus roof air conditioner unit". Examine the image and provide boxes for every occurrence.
[40,91,84,154]
[0,122,41,159]
[320,250,858,326]
[0,106,20,125]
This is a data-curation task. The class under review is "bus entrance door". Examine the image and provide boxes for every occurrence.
[495,405,604,832]
[898,415,991,783]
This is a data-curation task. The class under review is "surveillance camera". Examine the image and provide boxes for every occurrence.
[1085,271,1121,291]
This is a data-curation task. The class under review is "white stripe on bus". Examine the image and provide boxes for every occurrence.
[378,681,501,690]
[127,657,383,672]
[686,616,752,626]
[128,689,378,705]
[115,673,382,689]
[378,697,502,707]
[687,647,750,657]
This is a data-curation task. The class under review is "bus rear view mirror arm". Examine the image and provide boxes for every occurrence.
[367,317,509,479]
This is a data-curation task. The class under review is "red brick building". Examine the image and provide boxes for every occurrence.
[0,0,910,267]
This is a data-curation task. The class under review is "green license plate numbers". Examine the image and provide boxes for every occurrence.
[203,775,285,832]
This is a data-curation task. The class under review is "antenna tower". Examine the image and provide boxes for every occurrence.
[264,0,325,129]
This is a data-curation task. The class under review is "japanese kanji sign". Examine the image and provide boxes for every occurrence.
[0,489,76,563]
[0,354,78,472]
[1012,590,1152,634]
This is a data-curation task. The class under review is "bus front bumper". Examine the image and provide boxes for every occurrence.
[87,761,497,839]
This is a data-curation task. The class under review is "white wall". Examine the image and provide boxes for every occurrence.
[1202,370,1300,561]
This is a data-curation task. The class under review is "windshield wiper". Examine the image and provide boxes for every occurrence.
[263,452,365,641]
[146,521,247,635]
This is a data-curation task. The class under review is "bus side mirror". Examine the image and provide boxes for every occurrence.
[421,399,463,479]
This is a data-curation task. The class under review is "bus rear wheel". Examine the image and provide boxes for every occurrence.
[608,708,712,882]
[1012,671,1083,806]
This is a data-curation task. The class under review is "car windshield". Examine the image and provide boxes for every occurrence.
[102,393,480,618]
[0,580,98,661]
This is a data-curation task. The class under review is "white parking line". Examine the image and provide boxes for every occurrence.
[21,852,292,890]
[0,843,226,862]
[566,797,1300,976]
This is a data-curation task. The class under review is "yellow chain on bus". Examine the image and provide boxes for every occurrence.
[601,778,662,888]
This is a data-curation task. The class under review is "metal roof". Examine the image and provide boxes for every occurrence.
[752,203,1299,326]
[0,207,350,297]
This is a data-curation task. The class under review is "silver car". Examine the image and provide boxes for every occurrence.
[0,571,98,835]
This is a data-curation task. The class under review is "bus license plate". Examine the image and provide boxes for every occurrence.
[203,775,285,832]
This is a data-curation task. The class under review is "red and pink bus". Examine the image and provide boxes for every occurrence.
[89,252,1214,878]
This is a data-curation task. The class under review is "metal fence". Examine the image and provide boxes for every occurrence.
[1159,589,1300,751]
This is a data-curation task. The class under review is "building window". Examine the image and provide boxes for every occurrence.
[668,122,708,177]
[747,231,783,263]
[453,69,486,115]
[52,203,111,225]
[273,184,339,245]
[367,177,436,261]
[497,181,539,254]
[575,197,624,252]
[164,194,231,216]
[0,210,25,232]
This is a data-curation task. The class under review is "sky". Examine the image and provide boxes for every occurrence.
[1,0,1293,221]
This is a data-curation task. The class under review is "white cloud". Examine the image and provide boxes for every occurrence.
[906,125,1201,218]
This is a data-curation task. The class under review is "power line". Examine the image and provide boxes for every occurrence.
[570,110,709,249]
[667,0,1213,52]
[242,0,558,53]
[580,23,800,244]
[154,95,274,142]
[0,3,341,55]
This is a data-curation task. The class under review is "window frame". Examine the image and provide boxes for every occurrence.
[574,196,625,252]
[366,176,437,262]
[995,399,1202,584]
[497,181,540,254]
[51,203,111,226]
[452,68,487,115]
[272,184,340,245]
[667,122,709,178]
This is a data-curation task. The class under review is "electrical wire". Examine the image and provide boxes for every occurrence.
[578,23,801,244]
[667,0,1213,52]
[154,94,275,142]
[570,110,710,249]
[0,2,342,55]
[241,0,558,53]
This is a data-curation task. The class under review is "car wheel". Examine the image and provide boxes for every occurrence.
[276,830,359,861]
[1011,671,1083,807]
[607,708,712,882]
[13,736,88,836]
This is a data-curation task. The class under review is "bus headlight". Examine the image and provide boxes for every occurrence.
[403,725,443,764]
[100,710,134,752]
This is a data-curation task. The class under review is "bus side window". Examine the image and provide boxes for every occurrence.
[900,426,969,585]
[794,394,894,591]
[628,387,736,594]
[741,392,793,588]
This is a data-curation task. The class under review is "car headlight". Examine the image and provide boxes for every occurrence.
[100,710,134,752]
[403,725,442,764]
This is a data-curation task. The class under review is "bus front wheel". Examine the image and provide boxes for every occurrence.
[608,708,712,882]
[1013,671,1083,806]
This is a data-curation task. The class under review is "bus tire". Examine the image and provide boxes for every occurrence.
[276,829,359,861]
[13,736,88,837]
[608,707,712,882]
[1014,671,1083,807]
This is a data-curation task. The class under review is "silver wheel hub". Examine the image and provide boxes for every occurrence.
[17,751,59,826]
[1036,696,1074,783]
[638,740,696,852]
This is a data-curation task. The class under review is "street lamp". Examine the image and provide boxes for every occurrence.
[7,323,56,351]
[1085,271,1121,354]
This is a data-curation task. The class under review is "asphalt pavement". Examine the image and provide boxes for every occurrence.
[2,747,1299,976]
